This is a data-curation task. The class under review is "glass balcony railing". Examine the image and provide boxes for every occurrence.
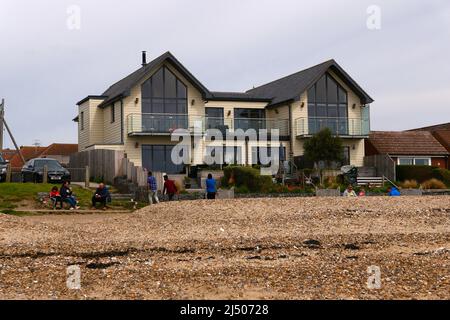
[127,114,290,136]
[199,117,290,137]
[127,113,189,135]
[295,117,370,137]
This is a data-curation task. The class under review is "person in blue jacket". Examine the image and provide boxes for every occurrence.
[388,186,401,197]
[205,174,217,200]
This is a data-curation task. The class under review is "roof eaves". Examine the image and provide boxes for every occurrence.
[76,95,108,106]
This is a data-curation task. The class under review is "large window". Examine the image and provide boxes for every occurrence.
[251,146,286,165]
[308,74,348,135]
[398,157,431,166]
[141,67,188,133]
[141,66,188,115]
[142,145,186,174]
[205,108,225,130]
[234,108,266,131]
[205,146,243,165]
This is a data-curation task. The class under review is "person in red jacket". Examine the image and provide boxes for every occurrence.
[163,175,178,201]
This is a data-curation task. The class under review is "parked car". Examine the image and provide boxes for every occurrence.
[21,158,71,183]
[0,154,8,182]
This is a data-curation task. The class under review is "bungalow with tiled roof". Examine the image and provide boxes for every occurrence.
[366,131,449,169]
[408,122,450,156]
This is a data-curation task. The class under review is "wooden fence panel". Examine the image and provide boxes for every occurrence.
[69,149,124,184]
[364,154,396,182]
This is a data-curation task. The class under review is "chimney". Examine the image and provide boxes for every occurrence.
[142,51,147,67]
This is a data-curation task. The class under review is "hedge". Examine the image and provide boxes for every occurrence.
[432,168,450,187]
[396,165,435,183]
[397,165,450,186]
[222,166,274,193]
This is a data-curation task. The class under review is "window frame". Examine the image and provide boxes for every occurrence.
[307,73,349,135]
[141,66,188,115]
[397,157,431,166]
[111,103,115,123]
[80,111,84,131]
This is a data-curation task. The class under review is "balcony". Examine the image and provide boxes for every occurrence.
[127,113,290,137]
[295,117,370,138]
[201,117,290,137]
[127,113,189,136]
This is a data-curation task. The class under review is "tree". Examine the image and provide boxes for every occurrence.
[303,128,344,184]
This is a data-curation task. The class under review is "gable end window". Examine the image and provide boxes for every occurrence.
[80,111,84,131]
[141,66,188,115]
[307,73,348,135]
[111,104,115,123]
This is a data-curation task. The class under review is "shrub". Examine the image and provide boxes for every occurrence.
[432,168,450,187]
[396,165,435,183]
[421,178,446,190]
[400,179,419,189]
[235,185,250,194]
[222,166,274,193]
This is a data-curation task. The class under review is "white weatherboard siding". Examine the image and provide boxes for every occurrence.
[77,59,370,169]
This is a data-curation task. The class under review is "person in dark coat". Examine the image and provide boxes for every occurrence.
[60,181,79,210]
[91,183,111,210]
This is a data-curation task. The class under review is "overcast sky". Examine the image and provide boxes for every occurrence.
[0,0,449,148]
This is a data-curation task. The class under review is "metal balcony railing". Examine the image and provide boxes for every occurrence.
[295,117,370,137]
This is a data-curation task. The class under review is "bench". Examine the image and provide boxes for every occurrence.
[356,177,384,187]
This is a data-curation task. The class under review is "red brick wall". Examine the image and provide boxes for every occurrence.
[431,157,448,169]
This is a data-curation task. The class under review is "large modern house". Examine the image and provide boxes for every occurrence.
[74,51,373,175]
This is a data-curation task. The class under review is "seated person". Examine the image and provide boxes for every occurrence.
[60,181,80,210]
[343,185,357,197]
[388,187,401,197]
[91,183,111,210]
[49,186,62,209]
[358,188,366,197]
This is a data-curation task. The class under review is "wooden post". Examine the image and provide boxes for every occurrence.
[3,119,26,165]
[43,165,48,184]
[5,163,11,183]
[85,166,90,188]
[0,99,4,152]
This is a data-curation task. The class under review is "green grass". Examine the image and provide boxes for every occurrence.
[0,183,145,211]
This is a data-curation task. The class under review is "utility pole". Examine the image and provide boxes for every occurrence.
[0,99,4,152]
[0,99,26,165]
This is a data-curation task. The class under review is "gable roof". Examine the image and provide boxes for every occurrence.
[246,59,374,107]
[40,144,78,157]
[408,122,450,132]
[78,53,374,109]
[431,130,450,153]
[368,131,449,156]
[97,51,211,108]
[5,146,47,168]
[2,144,78,168]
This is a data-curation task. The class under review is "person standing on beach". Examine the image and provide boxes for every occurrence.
[147,171,159,205]
[205,173,217,200]
[163,175,178,201]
